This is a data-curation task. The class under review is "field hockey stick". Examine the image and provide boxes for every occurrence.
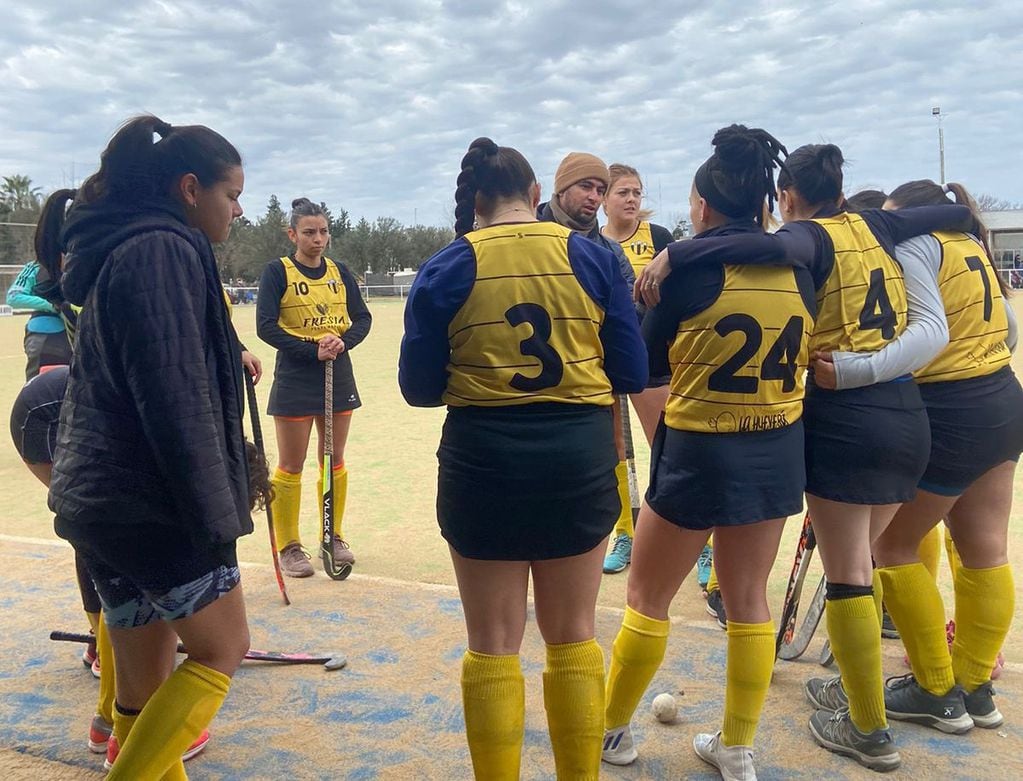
[244,370,290,606]
[50,631,345,671]
[321,358,350,580]
[775,511,817,658]
[617,395,641,522]
[777,573,826,661]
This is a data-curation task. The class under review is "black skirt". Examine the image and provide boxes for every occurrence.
[804,379,930,504]
[267,351,361,416]
[918,366,1023,495]
[646,417,805,530]
[437,403,618,560]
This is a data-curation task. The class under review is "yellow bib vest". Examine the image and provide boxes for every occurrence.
[620,221,656,278]
[665,264,812,434]
[811,213,907,354]
[915,231,1010,383]
[443,223,613,407]
[277,256,351,341]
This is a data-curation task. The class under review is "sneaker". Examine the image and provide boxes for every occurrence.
[804,675,848,711]
[91,656,101,680]
[601,724,637,766]
[697,545,713,591]
[82,638,97,669]
[88,715,112,754]
[880,609,900,640]
[104,729,210,770]
[279,543,314,578]
[331,536,356,568]
[808,708,900,772]
[603,534,633,574]
[963,681,1003,729]
[883,674,973,734]
[705,589,727,630]
[693,731,756,781]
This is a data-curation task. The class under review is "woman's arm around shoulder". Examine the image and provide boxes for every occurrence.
[823,234,949,389]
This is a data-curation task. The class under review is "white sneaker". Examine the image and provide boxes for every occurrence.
[693,731,757,781]
[601,724,638,765]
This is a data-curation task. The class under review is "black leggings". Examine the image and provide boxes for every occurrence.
[75,551,102,615]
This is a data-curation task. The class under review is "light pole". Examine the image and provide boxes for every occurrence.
[932,106,945,184]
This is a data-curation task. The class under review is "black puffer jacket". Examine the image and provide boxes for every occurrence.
[49,198,253,546]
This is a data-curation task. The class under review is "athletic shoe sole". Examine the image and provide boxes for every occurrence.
[886,707,973,734]
[967,708,1004,729]
[808,718,900,772]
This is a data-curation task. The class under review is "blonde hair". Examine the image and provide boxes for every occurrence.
[607,163,653,222]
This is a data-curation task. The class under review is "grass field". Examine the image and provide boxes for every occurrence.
[1,298,1021,779]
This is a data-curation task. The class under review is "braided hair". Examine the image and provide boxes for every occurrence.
[776,143,845,208]
[454,137,536,237]
[693,124,788,227]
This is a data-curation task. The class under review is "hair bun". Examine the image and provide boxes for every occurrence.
[152,118,172,138]
[816,144,844,168]
[291,197,313,209]
[468,137,499,158]
[711,124,761,170]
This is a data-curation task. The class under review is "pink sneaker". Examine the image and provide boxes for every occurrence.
[104,729,210,770]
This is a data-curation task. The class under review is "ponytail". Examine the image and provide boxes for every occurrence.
[78,114,240,207]
[32,188,77,305]
[776,143,845,208]
[454,137,536,238]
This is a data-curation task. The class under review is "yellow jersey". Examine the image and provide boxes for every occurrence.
[620,221,656,278]
[811,213,907,354]
[916,231,1010,383]
[666,264,812,433]
[443,223,614,407]
[276,256,351,342]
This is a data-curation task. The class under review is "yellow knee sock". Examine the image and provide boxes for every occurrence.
[316,463,349,539]
[461,651,524,781]
[612,462,633,538]
[706,563,719,595]
[270,467,303,549]
[952,564,1015,691]
[112,705,138,751]
[826,594,887,733]
[97,617,115,724]
[605,606,670,729]
[944,525,961,583]
[918,526,942,580]
[105,659,230,781]
[543,639,604,781]
[722,620,774,747]
[878,564,954,695]
[871,570,884,628]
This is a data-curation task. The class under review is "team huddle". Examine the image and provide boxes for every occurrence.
[8,114,1018,780]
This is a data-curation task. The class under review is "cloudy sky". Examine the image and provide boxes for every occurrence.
[2,1,1021,228]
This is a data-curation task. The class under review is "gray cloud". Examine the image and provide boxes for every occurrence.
[2,0,1021,232]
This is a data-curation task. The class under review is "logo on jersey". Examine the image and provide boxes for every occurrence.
[630,240,650,256]
[316,303,330,316]
[327,278,340,294]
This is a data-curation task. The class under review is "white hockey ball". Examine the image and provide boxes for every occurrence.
[652,692,677,723]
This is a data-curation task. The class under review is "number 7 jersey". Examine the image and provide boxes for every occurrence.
[666,264,814,433]
[442,222,615,407]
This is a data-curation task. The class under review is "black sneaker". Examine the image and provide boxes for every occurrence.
[963,681,1003,728]
[883,674,973,734]
[881,609,900,640]
[808,708,900,772]
[705,589,727,630]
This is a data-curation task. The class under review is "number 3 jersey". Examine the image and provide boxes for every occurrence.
[398,222,648,408]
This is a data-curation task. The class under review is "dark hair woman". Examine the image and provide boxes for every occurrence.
[399,137,647,779]
[45,114,252,779]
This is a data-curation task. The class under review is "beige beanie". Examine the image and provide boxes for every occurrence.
[554,152,610,194]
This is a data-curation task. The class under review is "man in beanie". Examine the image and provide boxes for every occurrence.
[539,152,640,575]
